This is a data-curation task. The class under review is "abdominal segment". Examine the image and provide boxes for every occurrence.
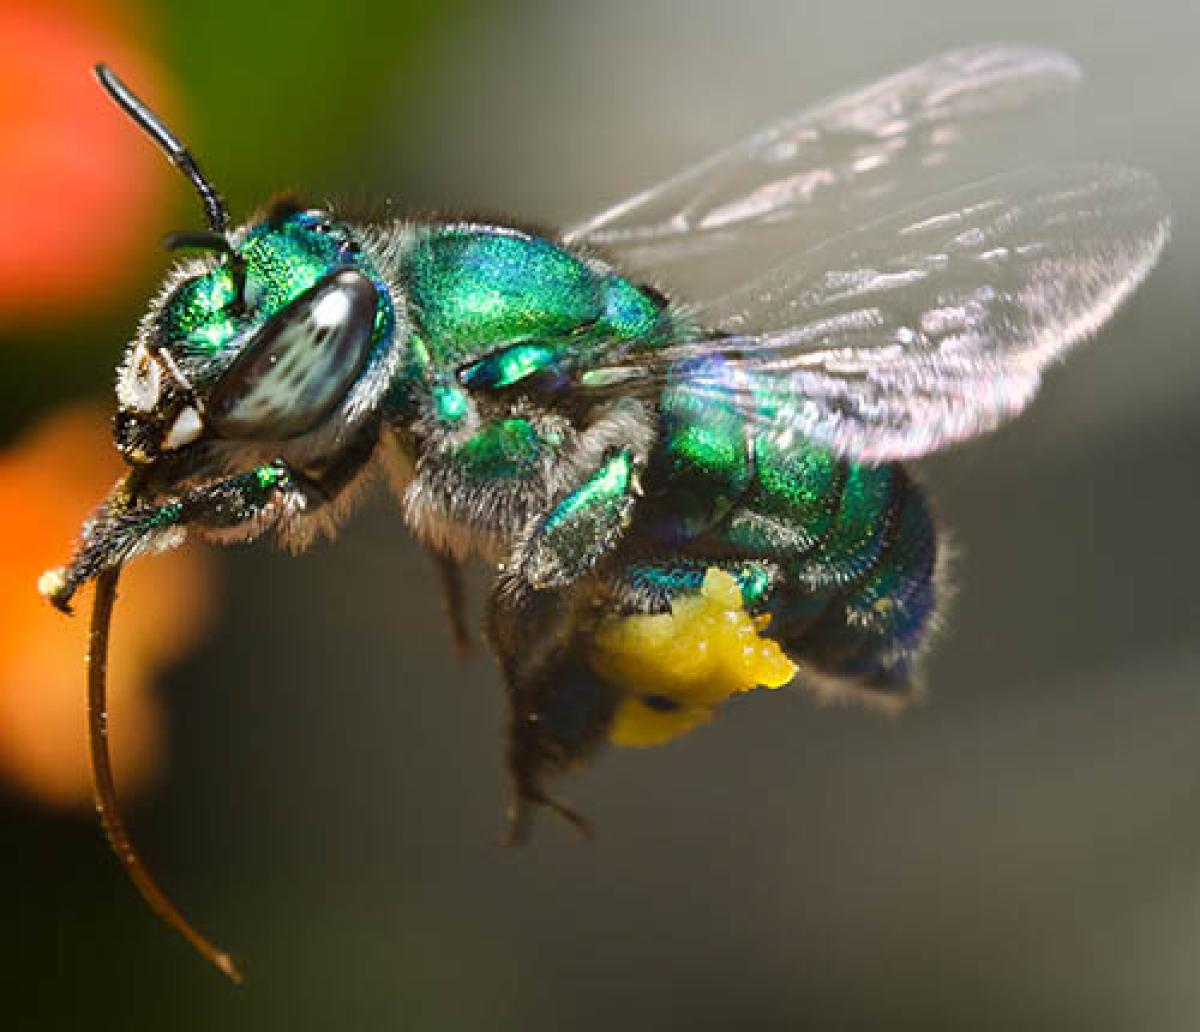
[605,459,940,728]
[520,445,941,775]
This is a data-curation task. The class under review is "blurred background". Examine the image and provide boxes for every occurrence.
[2,1,1199,1028]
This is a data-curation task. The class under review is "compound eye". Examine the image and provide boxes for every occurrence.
[207,270,378,440]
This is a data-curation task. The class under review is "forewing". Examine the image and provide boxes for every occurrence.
[565,45,1081,293]
[585,164,1169,462]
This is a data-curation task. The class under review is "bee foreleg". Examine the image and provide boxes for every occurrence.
[45,460,331,612]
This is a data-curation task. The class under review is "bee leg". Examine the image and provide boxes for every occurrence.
[45,459,339,613]
[515,448,641,590]
[503,784,593,847]
[45,423,383,612]
[430,550,473,656]
[484,581,612,843]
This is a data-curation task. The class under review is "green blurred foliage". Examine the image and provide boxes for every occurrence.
[0,0,465,442]
[157,0,457,206]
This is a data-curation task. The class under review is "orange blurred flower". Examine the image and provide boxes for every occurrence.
[0,0,172,323]
[0,402,214,805]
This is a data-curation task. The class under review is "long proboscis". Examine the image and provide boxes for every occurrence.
[88,560,242,983]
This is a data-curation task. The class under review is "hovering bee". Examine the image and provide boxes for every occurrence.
[41,46,1168,980]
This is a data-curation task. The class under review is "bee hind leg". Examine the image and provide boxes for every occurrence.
[502,781,593,847]
[485,579,615,844]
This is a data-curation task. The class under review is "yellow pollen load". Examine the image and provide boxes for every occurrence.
[590,568,798,747]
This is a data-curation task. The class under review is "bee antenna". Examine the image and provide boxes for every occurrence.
[88,556,243,984]
[94,63,230,236]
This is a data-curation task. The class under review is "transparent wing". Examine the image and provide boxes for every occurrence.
[582,164,1169,462]
[565,45,1082,293]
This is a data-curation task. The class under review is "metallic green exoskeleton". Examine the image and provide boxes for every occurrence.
[44,50,1168,978]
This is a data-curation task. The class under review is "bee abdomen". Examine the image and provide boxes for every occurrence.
[722,437,899,589]
[695,452,939,698]
[778,468,940,696]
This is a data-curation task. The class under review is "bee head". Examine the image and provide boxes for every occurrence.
[95,65,395,466]
[115,207,393,464]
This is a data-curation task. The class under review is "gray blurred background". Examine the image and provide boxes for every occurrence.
[4,0,1200,1028]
